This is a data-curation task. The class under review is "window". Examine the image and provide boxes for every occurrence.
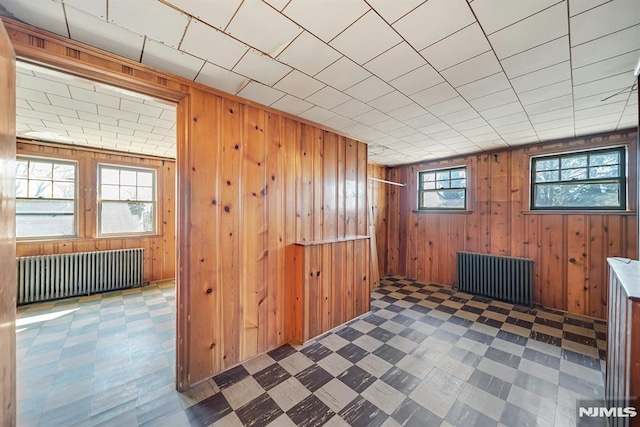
[531,147,626,210]
[98,165,156,235]
[16,157,77,238]
[418,166,467,210]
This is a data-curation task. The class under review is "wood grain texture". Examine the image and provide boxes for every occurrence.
[384,131,638,319]
[15,141,176,283]
[0,18,16,427]
[367,164,388,288]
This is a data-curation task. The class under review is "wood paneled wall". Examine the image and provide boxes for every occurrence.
[386,131,638,319]
[15,140,176,283]
[368,164,388,281]
[0,18,16,427]
[182,89,368,385]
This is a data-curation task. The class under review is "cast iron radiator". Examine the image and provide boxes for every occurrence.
[456,251,534,306]
[17,248,144,305]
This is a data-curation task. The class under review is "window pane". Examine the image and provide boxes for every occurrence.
[423,181,435,190]
[120,170,136,184]
[451,169,465,179]
[29,180,52,198]
[53,164,75,181]
[436,171,449,181]
[561,155,587,168]
[16,179,27,197]
[101,185,119,200]
[421,190,465,209]
[16,161,28,178]
[137,187,153,201]
[535,183,620,208]
[30,162,52,179]
[423,173,435,182]
[53,182,75,199]
[120,186,137,200]
[101,168,120,185]
[590,152,619,166]
[137,172,153,186]
[438,180,451,189]
[535,171,559,182]
[561,168,587,181]
[590,165,619,179]
[450,179,466,188]
[101,202,154,234]
[16,200,75,238]
[535,159,559,171]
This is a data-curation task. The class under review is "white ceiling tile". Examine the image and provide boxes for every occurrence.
[451,117,489,131]
[323,115,357,131]
[501,36,569,78]
[462,126,498,138]
[109,0,189,48]
[306,86,352,110]
[510,61,571,93]
[417,121,451,135]
[282,0,369,42]
[298,106,338,123]
[364,42,426,81]
[180,19,249,69]
[368,91,413,113]
[440,51,502,87]
[168,0,242,29]
[518,80,573,105]
[160,109,176,121]
[426,97,470,117]
[495,121,535,135]
[575,113,623,128]
[66,7,144,62]
[273,70,325,99]
[479,101,524,120]
[271,93,314,117]
[404,113,440,128]
[17,73,70,98]
[569,0,609,17]
[233,50,292,86]
[48,94,97,114]
[142,39,205,81]
[393,0,475,51]
[573,91,630,111]
[263,0,290,11]
[195,62,249,95]
[276,32,342,76]
[330,10,402,64]
[119,120,153,133]
[1,0,68,37]
[469,88,519,111]
[529,106,574,124]
[388,128,420,139]
[139,116,174,129]
[226,0,302,55]
[315,57,371,91]
[575,122,619,136]
[401,133,430,144]
[570,0,640,46]
[420,23,491,71]
[524,94,573,115]
[332,99,373,118]
[387,103,428,121]
[27,101,77,119]
[236,81,285,106]
[62,0,106,18]
[572,50,640,85]
[353,109,390,126]
[429,129,460,140]
[17,87,51,104]
[488,112,529,127]
[573,73,634,99]
[536,126,575,140]
[571,25,640,68]
[489,3,567,60]
[439,108,481,125]
[69,87,120,109]
[411,82,458,108]
[372,118,405,132]
[533,117,575,131]
[345,76,394,102]
[97,105,138,121]
[471,0,561,34]
[456,73,511,100]
[389,64,445,95]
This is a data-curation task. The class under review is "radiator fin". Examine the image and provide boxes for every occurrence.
[456,251,534,306]
[17,248,144,305]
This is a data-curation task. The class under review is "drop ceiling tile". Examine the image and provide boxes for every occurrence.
[315,57,371,91]
[429,129,461,140]
[572,51,640,85]
[456,73,511,100]
[440,51,503,87]
[500,36,569,78]
[494,120,535,134]
[17,73,70,98]
[574,113,622,128]
[489,3,567,60]
[518,80,573,105]
[345,76,394,102]
[411,82,458,108]
[364,42,426,81]
[306,86,351,110]
[226,0,302,55]
[151,126,175,137]
[488,112,529,127]
[47,94,97,114]
[388,128,420,139]
[417,121,451,135]
[573,73,634,99]
[330,10,402,64]
[282,0,369,42]
[41,120,83,134]
[387,103,428,121]
[510,62,571,93]
[536,126,575,140]
[573,91,629,111]
[27,101,78,119]
[139,116,174,129]
[524,94,573,115]
[109,0,189,48]
[569,0,609,17]
[401,133,430,144]
[471,0,561,34]
[142,40,205,81]
[343,123,379,138]
[298,106,338,124]
[367,0,426,24]
[439,108,481,125]
[68,87,120,109]
[575,123,619,136]
[404,113,440,128]
[393,0,475,51]
[368,91,413,113]
[1,0,68,36]
[236,81,285,106]
[17,87,51,104]
[331,99,373,118]
[372,118,405,132]
[570,0,640,46]
[322,115,357,131]
[427,97,471,117]
[500,128,536,139]
[273,70,325,99]
[66,7,145,62]
[276,32,342,76]
[464,128,500,139]
[571,25,640,68]
[62,0,106,18]
[180,19,249,70]
[389,64,445,95]
[353,109,390,126]
[233,50,292,86]
[533,117,575,131]
[451,117,489,131]
[168,0,241,29]
[478,101,524,120]
[195,62,249,95]
[529,106,574,124]
[263,0,290,11]
[469,88,519,111]
[420,23,491,71]
[118,120,153,133]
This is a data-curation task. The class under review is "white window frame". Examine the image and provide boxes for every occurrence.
[417,165,468,211]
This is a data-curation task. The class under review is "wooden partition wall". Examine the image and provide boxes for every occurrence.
[386,131,638,319]
[368,164,388,280]
[15,140,176,283]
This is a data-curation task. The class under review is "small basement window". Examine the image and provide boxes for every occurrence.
[417,166,467,210]
[531,147,626,210]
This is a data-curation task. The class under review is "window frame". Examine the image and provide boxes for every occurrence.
[15,156,78,240]
[529,146,627,211]
[416,165,468,211]
[97,163,158,237]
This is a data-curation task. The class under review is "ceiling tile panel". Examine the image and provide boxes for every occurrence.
[62,0,105,18]
[518,80,573,105]
[353,109,390,126]
[315,57,371,91]
[571,25,640,68]
[180,19,249,69]
[368,91,413,113]
[364,42,426,81]
[426,97,471,117]
[274,70,325,99]
[529,106,574,124]
[387,103,429,121]
[68,87,120,109]
[487,112,529,127]
[276,32,342,75]
[500,36,569,78]
[440,51,503,88]
[478,101,525,120]
[568,0,609,17]
[195,62,249,94]
[574,102,627,120]
[456,73,511,100]
[306,86,352,110]
[322,115,357,131]
[233,50,292,86]
[572,50,640,85]
[331,99,373,118]
[298,106,338,123]
[345,76,394,102]
[168,0,242,29]
[404,113,440,129]
[469,88,519,111]
[570,0,640,46]
[367,0,426,23]
[282,0,369,42]
[573,73,635,100]
[471,0,561,34]
[510,62,571,93]
[451,117,489,131]
[410,82,458,108]
[0,0,68,37]
[439,108,481,125]
[236,81,286,105]
[523,94,573,115]
[533,117,575,131]
[142,40,205,81]
[420,23,491,71]
[389,64,445,95]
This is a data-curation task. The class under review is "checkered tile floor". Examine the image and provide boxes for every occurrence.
[16,276,607,426]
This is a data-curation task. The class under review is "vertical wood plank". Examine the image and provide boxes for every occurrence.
[313,128,324,241]
[323,132,338,240]
[345,139,357,236]
[566,215,587,315]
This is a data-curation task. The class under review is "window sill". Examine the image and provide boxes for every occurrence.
[521,210,636,215]
[17,234,163,243]
[412,210,473,214]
